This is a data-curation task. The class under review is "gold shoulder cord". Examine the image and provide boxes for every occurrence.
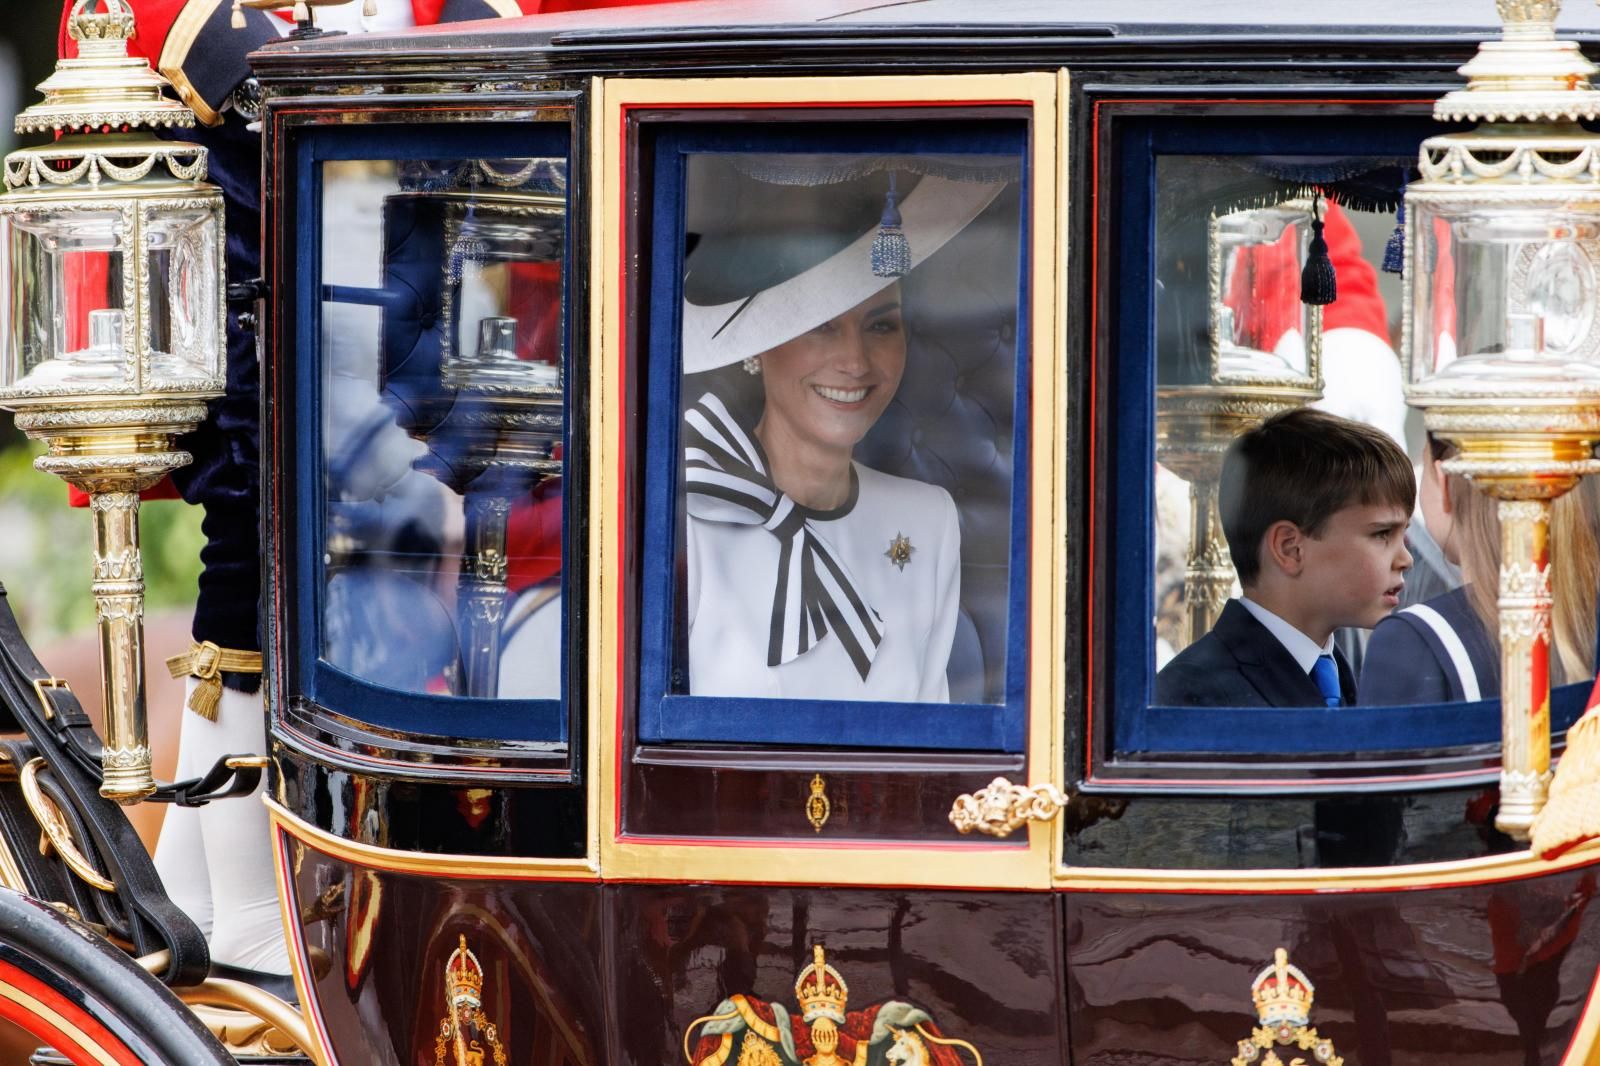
[166,640,263,721]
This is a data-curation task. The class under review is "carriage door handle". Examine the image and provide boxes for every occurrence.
[948,777,1070,838]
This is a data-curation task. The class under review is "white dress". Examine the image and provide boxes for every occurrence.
[686,463,960,702]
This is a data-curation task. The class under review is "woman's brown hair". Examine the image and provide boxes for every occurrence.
[1440,440,1600,687]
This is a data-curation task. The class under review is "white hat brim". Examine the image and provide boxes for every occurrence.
[681,175,1006,375]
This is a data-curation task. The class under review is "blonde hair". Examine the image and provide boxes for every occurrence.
[1449,468,1600,687]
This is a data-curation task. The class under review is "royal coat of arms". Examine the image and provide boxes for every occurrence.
[434,936,508,1066]
[684,944,981,1066]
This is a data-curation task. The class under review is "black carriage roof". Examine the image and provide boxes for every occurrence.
[293,0,1600,45]
[251,0,1600,76]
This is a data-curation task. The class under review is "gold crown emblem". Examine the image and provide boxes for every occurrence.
[794,944,849,1024]
[1250,948,1314,1028]
[445,935,485,1010]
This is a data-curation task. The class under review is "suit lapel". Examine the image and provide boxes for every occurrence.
[1212,601,1327,708]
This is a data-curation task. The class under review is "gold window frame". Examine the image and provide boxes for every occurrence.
[589,71,1068,890]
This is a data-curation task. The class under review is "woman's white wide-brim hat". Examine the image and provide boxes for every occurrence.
[681,175,1005,375]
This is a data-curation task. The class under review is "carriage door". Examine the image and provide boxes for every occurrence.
[589,73,1071,1062]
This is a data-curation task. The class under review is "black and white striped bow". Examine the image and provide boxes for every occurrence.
[684,392,883,680]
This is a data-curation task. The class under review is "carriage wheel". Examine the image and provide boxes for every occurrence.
[0,888,233,1065]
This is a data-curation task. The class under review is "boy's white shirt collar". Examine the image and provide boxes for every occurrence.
[1238,596,1334,674]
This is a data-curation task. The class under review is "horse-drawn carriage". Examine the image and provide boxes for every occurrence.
[4,0,1600,1063]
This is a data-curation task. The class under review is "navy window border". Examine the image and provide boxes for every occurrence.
[635,118,1033,753]
[1103,111,1589,762]
[290,121,572,745]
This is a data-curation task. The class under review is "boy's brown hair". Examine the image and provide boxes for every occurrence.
[1219,408,1415,586]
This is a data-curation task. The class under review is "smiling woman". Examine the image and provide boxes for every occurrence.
[667,150,1018,710]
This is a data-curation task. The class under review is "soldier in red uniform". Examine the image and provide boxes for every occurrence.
[55,0,670,990]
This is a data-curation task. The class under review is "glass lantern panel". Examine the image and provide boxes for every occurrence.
[317,156,568,703]
[145,206,220,386]
[442,196,563,392]
[0,207,129,392]
[1409,201,1600,386]
[1211,201,1318,384]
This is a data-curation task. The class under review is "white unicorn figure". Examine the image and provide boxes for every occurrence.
[885,1027,930,1066]
[884,1024,985,1066]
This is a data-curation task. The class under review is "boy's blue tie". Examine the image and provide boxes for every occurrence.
[1311,654,1342,707]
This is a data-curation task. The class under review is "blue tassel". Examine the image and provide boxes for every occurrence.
[448,203,486,284]
[871,173,909,278]
[1300,197,1337,306]
[1382,197,1406,275]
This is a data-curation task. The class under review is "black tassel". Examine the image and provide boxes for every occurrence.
[871,172,909,279]
[1382,191,1406,276]
[1300,196,1337,306]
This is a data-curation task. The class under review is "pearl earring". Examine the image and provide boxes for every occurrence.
[742,356,762,376]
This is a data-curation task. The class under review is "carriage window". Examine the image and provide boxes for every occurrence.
[295,124,572,743]
[1109,116,1596,765]
[638,124,1030,750]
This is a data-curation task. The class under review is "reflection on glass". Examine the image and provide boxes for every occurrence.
[146,207,218,381]
[1151,157,1430,707]
[1210,201,1319,385]
[2,208,130,389]
[674,151,1022,704]
[1410,205,1600,385]
[318,156,566,701]
[1156,193,1325,655]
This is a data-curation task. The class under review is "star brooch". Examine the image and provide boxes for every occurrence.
[885,532,915,571]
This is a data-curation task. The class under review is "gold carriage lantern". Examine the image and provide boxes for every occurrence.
[1156,199,1325,649]
[0,0,225,803]
[1402,0,1600,840]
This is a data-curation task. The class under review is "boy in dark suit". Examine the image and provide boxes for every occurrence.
[1156,408,1415,707]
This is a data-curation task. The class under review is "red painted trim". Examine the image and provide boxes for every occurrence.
[1056,851,1600,889]
[1089,765,1505,789]
[615,831,1021,852]
[0,958,143,1066]
[269,104,574,118]
[614,106,631,840]
[616,100,1034,112]
[1560,964,1600,1065]
[1083,93,1440,785]
[605,873,1047,892]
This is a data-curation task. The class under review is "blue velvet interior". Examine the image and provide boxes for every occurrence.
[1105,113,1582,758]
[292,122,571,745]
[636,120,1030,752]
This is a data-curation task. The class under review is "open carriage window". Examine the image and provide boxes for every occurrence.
[292,123,572,745]
[1102,111,1595,772]
[637,122,1030,752]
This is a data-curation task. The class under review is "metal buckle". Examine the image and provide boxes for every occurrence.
[192,640,223,680]
[31,677,70,722]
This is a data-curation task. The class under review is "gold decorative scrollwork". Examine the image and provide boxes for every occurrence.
[18,759,115,892]
[948,777,1068,838]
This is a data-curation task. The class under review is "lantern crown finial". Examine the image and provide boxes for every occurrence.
[66,0,137,47]
[1495,0,1560,39]
[14,0,193,138]
[1433,0,1600,124]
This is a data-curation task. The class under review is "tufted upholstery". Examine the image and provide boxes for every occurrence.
[857,189,1022,705]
